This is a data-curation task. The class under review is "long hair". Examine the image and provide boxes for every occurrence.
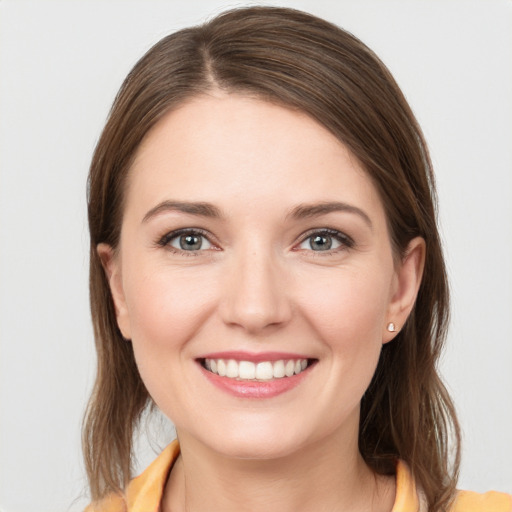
[84,7,460,510]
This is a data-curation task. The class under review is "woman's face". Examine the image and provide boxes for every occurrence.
[101,93,423,460]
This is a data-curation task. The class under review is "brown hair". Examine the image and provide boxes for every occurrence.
[84,6,460,511]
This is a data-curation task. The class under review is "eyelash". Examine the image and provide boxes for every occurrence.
[296,228,355,255]
[156,228,355,256]
[157,228,216,257]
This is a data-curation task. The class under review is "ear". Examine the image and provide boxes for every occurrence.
[383,237,425,343]
[97,243,132,340]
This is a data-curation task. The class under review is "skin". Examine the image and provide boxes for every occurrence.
[99,92,425,512]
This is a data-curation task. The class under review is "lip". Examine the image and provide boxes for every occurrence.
[196,352,316,399]
[196,351,311,363]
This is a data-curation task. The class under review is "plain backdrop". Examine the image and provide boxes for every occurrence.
[0,1,511,511]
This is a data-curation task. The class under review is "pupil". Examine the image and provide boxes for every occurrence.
[180,234,202,250]
[311,235,331,251]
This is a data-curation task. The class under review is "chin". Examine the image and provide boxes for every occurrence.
[189,417,316,461]
[213,437,299,461]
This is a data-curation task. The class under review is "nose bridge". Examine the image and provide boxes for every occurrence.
[220,238,291,333]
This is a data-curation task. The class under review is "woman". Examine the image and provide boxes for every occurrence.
[83,6,511,512]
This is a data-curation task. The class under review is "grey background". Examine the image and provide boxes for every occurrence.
[1,1,511,510]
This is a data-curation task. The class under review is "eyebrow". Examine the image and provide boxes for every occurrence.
[288,202,373,228]
[142,199,372,228]
[142,200,224,223]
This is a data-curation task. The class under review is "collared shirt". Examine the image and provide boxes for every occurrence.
[86,440,512,512]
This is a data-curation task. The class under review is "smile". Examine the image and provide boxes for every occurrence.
[198,353,317,398]
[203,358,309,381]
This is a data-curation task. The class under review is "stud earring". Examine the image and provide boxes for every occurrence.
[387,322,397,332]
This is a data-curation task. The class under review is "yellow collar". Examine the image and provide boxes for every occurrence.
[89,440,426,512]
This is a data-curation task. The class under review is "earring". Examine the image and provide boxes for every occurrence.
[387,322,397,332]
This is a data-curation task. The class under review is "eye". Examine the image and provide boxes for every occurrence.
[297,229,353,252]
[159,229,213,252]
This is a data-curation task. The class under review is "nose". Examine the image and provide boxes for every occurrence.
[219,246,293,334]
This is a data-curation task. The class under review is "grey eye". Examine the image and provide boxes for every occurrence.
[170,233,212,251]
[310,234,332,251]
[298,232,344,252]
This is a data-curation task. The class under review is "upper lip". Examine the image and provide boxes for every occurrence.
[197,351,313,363]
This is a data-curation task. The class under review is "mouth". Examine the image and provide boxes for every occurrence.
[196,353,317,398]
[200,357,314,381]
[196,351,318,400]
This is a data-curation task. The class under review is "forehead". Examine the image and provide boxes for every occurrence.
[126,93,385,224]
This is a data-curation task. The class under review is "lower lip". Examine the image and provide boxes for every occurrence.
[200,364,313,399]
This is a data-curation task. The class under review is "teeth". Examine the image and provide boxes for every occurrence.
[203,358,310,381]
[255,362,273,380]
[273,360,285,378]
[226,359,238,378]
[217,359,227,377]
[285,360,295,377]
[239,361,256,379]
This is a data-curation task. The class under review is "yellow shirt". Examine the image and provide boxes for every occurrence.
[86,440,512,512]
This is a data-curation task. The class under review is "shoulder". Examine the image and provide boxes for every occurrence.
[84,440,180,512]
[450,489,512,512]
[394,460,512,512]
[84,493,125,512]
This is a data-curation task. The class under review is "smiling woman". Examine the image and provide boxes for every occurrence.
[83,6,511,512]
[99,94,418,470]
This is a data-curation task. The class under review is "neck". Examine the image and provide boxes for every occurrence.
[163,425,395,512]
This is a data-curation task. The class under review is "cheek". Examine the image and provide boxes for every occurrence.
[299,264,392,347]
[123,264,221,418]
[299,265,392,416]
[297,262,392,402]
[122,262,217,373]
